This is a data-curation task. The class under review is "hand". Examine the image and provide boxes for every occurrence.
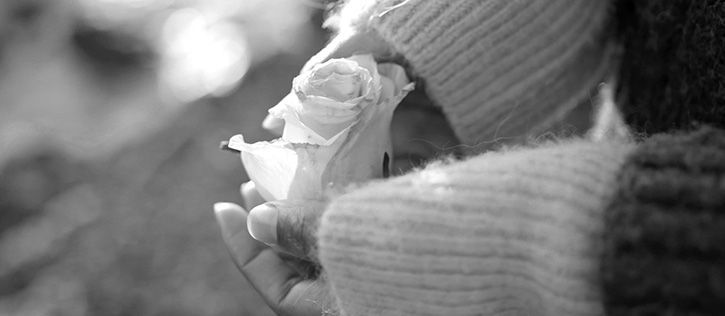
[215,28,461,316]
[240,182,323,263]
[214,187,335,316]
[263,28,460,172]
[219,98,459,315]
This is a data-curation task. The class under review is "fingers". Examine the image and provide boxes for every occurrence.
[213,202,324,316]
[262,114,284,136]
[242,246,325,316]
[213,202,265,270]
[247,200,325,261]
[240,181,266,210]
[302,30,396,72]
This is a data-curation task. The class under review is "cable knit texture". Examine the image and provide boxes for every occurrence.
[338,0,615,145]
[319,141,634,316]
[602,127,725,315]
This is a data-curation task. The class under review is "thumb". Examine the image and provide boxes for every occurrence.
[247,200,325,261]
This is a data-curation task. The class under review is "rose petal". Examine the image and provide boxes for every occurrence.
[228,134,341,200]
[296,59,366,97]
[313,73,363,101]
[228,135,297,200]
[348,55,379,79]
[269,93,356,145]
[379,75,396,102]
[377,63,414,93]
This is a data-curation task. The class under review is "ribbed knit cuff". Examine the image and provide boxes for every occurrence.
[602,127,725,315]
[318,140,634,316]
[340,0,615,145]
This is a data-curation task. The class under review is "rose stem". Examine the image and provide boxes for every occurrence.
[219,140,240,154]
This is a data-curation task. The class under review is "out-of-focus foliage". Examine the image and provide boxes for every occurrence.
[76,0,318,102]
[0,0,328,315]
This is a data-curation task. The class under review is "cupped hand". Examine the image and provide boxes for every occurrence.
[214,184,335,316]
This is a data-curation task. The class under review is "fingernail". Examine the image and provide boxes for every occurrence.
[241,181,256,196]
[247,203,278,245]
[262,115,284,134]
[214,202,245,238]
[241,181,265,210]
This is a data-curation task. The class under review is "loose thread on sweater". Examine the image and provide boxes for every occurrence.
[375,0,414,18]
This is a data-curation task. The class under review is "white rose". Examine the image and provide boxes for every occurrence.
[227,54,413,201]
[274,54,383,145]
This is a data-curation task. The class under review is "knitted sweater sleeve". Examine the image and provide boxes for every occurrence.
[318,140,634,315]
[334,0,615,145]
[317,128,725,315]
[602,127,725,314]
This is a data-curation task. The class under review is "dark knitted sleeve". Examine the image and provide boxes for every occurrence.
[616,0,725,133]
[602,127,725,315]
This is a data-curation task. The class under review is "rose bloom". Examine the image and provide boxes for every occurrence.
[228,54,413,201]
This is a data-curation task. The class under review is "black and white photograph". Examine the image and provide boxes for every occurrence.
[0,1,723,315]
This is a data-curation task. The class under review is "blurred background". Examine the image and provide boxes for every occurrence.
[0,0,331,315]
